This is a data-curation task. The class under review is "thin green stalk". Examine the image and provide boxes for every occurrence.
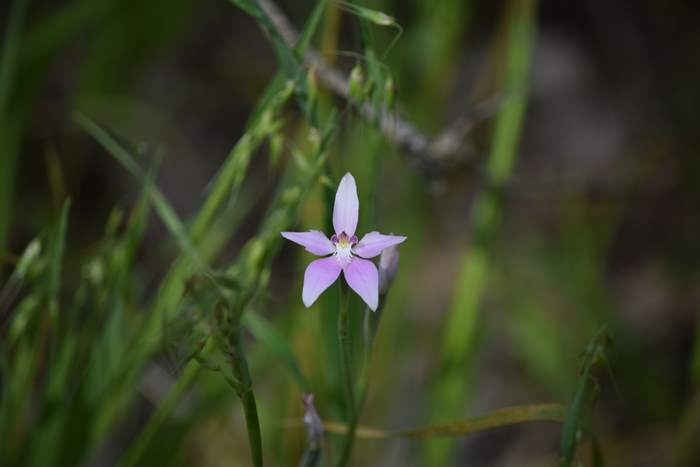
[229,326,264,467]
[240,388,263,467]
[336,281,357,467]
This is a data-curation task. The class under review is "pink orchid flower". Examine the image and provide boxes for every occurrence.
[281,173,406,311]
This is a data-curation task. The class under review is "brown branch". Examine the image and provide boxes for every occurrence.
[257,0,493,174]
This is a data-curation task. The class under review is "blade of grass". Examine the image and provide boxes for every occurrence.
[47,200,70,321]
[136,77,295,364]
[225,0,303,81]
[75,113,205,270]
[316,403,565,439]
[427,0,537,463]
[221,117,336,467]
[45,199,70,373]
[294,0,328,55]
[78,6,334,465]
[190,80,294,243]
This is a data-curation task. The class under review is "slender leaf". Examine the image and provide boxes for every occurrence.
[74,114,205,270]
[320,403,565,439]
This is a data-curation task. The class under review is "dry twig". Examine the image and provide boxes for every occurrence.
[257,0,498,174]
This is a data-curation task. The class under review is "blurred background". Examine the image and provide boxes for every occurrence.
[1,0,699,466]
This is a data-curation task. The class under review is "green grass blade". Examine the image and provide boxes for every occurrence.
[48,200,70,309]
[295,0,329,55]
[74,113,205,270]
[226,0,331,122]
[190,81,293,243]
[225,0,301,79]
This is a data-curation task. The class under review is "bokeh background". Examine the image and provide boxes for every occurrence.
[1,0,699,466]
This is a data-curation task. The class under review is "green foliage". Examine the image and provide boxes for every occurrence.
[2,0,692,466]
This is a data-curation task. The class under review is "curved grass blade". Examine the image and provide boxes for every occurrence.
[74,114,205,270]
[321,403,565,439]
[226,0,301,79]
[295,0,329,55]
[192,80,294,243]
[48,200,70,312]
[46,200,70,360]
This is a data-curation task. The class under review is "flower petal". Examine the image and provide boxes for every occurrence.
[302,256,342,307]
[353,231,407,258]
[281,230,335,256]
[343,258,378,311]
[333,173,359,236]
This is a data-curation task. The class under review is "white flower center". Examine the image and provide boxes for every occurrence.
[334,241,353,266]
[332,232,357,267]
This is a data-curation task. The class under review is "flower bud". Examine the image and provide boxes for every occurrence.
[269,132,284,167]
[372,12,396,27]
[302,393,323,448]
[348,65,365,102]
[306,67,319,104]
[384,75,395,110]
[378,245,399,295]
[16,239,41,279]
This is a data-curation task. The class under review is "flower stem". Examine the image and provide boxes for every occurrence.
[336,281,357,467]
[240,387,263,467]
[229,326,264,467]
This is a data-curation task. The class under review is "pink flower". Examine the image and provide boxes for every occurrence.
[281,173,406,311]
